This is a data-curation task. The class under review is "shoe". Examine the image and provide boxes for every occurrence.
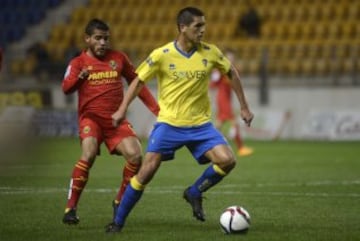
[105,222,123,233]
[238,146,253,156]
[183,187,205,222]
[112,200,119,220]
[62,208,79,225]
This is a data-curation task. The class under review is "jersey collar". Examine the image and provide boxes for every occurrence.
[174,40,197,58]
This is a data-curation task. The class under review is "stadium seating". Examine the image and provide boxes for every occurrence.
[0,0,63,48]
[8,0,360,78]
[2,0,63,77]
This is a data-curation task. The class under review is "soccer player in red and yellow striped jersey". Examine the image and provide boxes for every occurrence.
[61,19,159,225]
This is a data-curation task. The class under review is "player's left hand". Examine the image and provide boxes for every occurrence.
[240,108,254,127]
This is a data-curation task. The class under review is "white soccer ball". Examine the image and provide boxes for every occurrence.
[219,206,251,234]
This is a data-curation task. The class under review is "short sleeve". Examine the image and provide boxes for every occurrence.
[212,45,231,75]
[136,49,161,82]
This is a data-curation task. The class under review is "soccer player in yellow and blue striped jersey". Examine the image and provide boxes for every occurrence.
[106,6,254,233]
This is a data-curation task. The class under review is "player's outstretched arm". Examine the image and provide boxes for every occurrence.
[227,65,254,127]
[136,85,160,116]
[112,77,145,127]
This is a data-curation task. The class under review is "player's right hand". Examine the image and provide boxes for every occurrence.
[78,67,89,80]
[240,108,254,127]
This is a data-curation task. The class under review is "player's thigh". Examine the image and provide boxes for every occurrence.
[104,121,138,155]
[205,144,236,172]
[79,118,103,161]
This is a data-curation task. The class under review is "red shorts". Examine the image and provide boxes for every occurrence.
[216,99,234,122]
[79,116,137,154]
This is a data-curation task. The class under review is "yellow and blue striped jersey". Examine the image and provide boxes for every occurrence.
[136,41,231,126]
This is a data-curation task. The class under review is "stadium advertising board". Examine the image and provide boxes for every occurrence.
[302,110,360,140]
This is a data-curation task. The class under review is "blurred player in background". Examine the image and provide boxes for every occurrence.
[210,48,253,156]
[106,7,253,232]
[61,18,159,225]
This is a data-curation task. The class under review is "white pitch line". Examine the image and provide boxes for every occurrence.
[217,180,360,188]
[211,191,360,198]
[0,180,359,193]
[0,186,359,198]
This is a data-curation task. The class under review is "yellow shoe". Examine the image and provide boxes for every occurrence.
[238,146,254,156]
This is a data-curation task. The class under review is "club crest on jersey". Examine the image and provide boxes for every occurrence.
[87,65,93,70]
[146,57,154,66]
[202,59,208,67]
[109,60,117,70]
[83,125,91,134]
[163,48,169,53]
[169,64,176,70]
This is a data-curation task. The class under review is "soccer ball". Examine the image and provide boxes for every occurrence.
[219,206,251,234]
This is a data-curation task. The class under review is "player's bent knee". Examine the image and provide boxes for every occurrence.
[223,154,236,173]
[128,152,142,165]
[81,150,97,162]
[121,147,142,163]
[225,159,236,172]
[218,155,236,173]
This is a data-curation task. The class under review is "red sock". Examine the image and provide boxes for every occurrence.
[65,160,91,209]
[234,124,244,149]
[115,161,141,203]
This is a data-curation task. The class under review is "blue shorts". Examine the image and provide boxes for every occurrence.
[147,122,229,164]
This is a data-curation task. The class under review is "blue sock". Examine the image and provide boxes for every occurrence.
[188,165,226,197]
[114,180,144,226]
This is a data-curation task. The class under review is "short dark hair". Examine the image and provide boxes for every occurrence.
[85,18,109,35]
[176,7,204,30]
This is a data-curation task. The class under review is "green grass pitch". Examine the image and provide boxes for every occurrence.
[0,138,359,241]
